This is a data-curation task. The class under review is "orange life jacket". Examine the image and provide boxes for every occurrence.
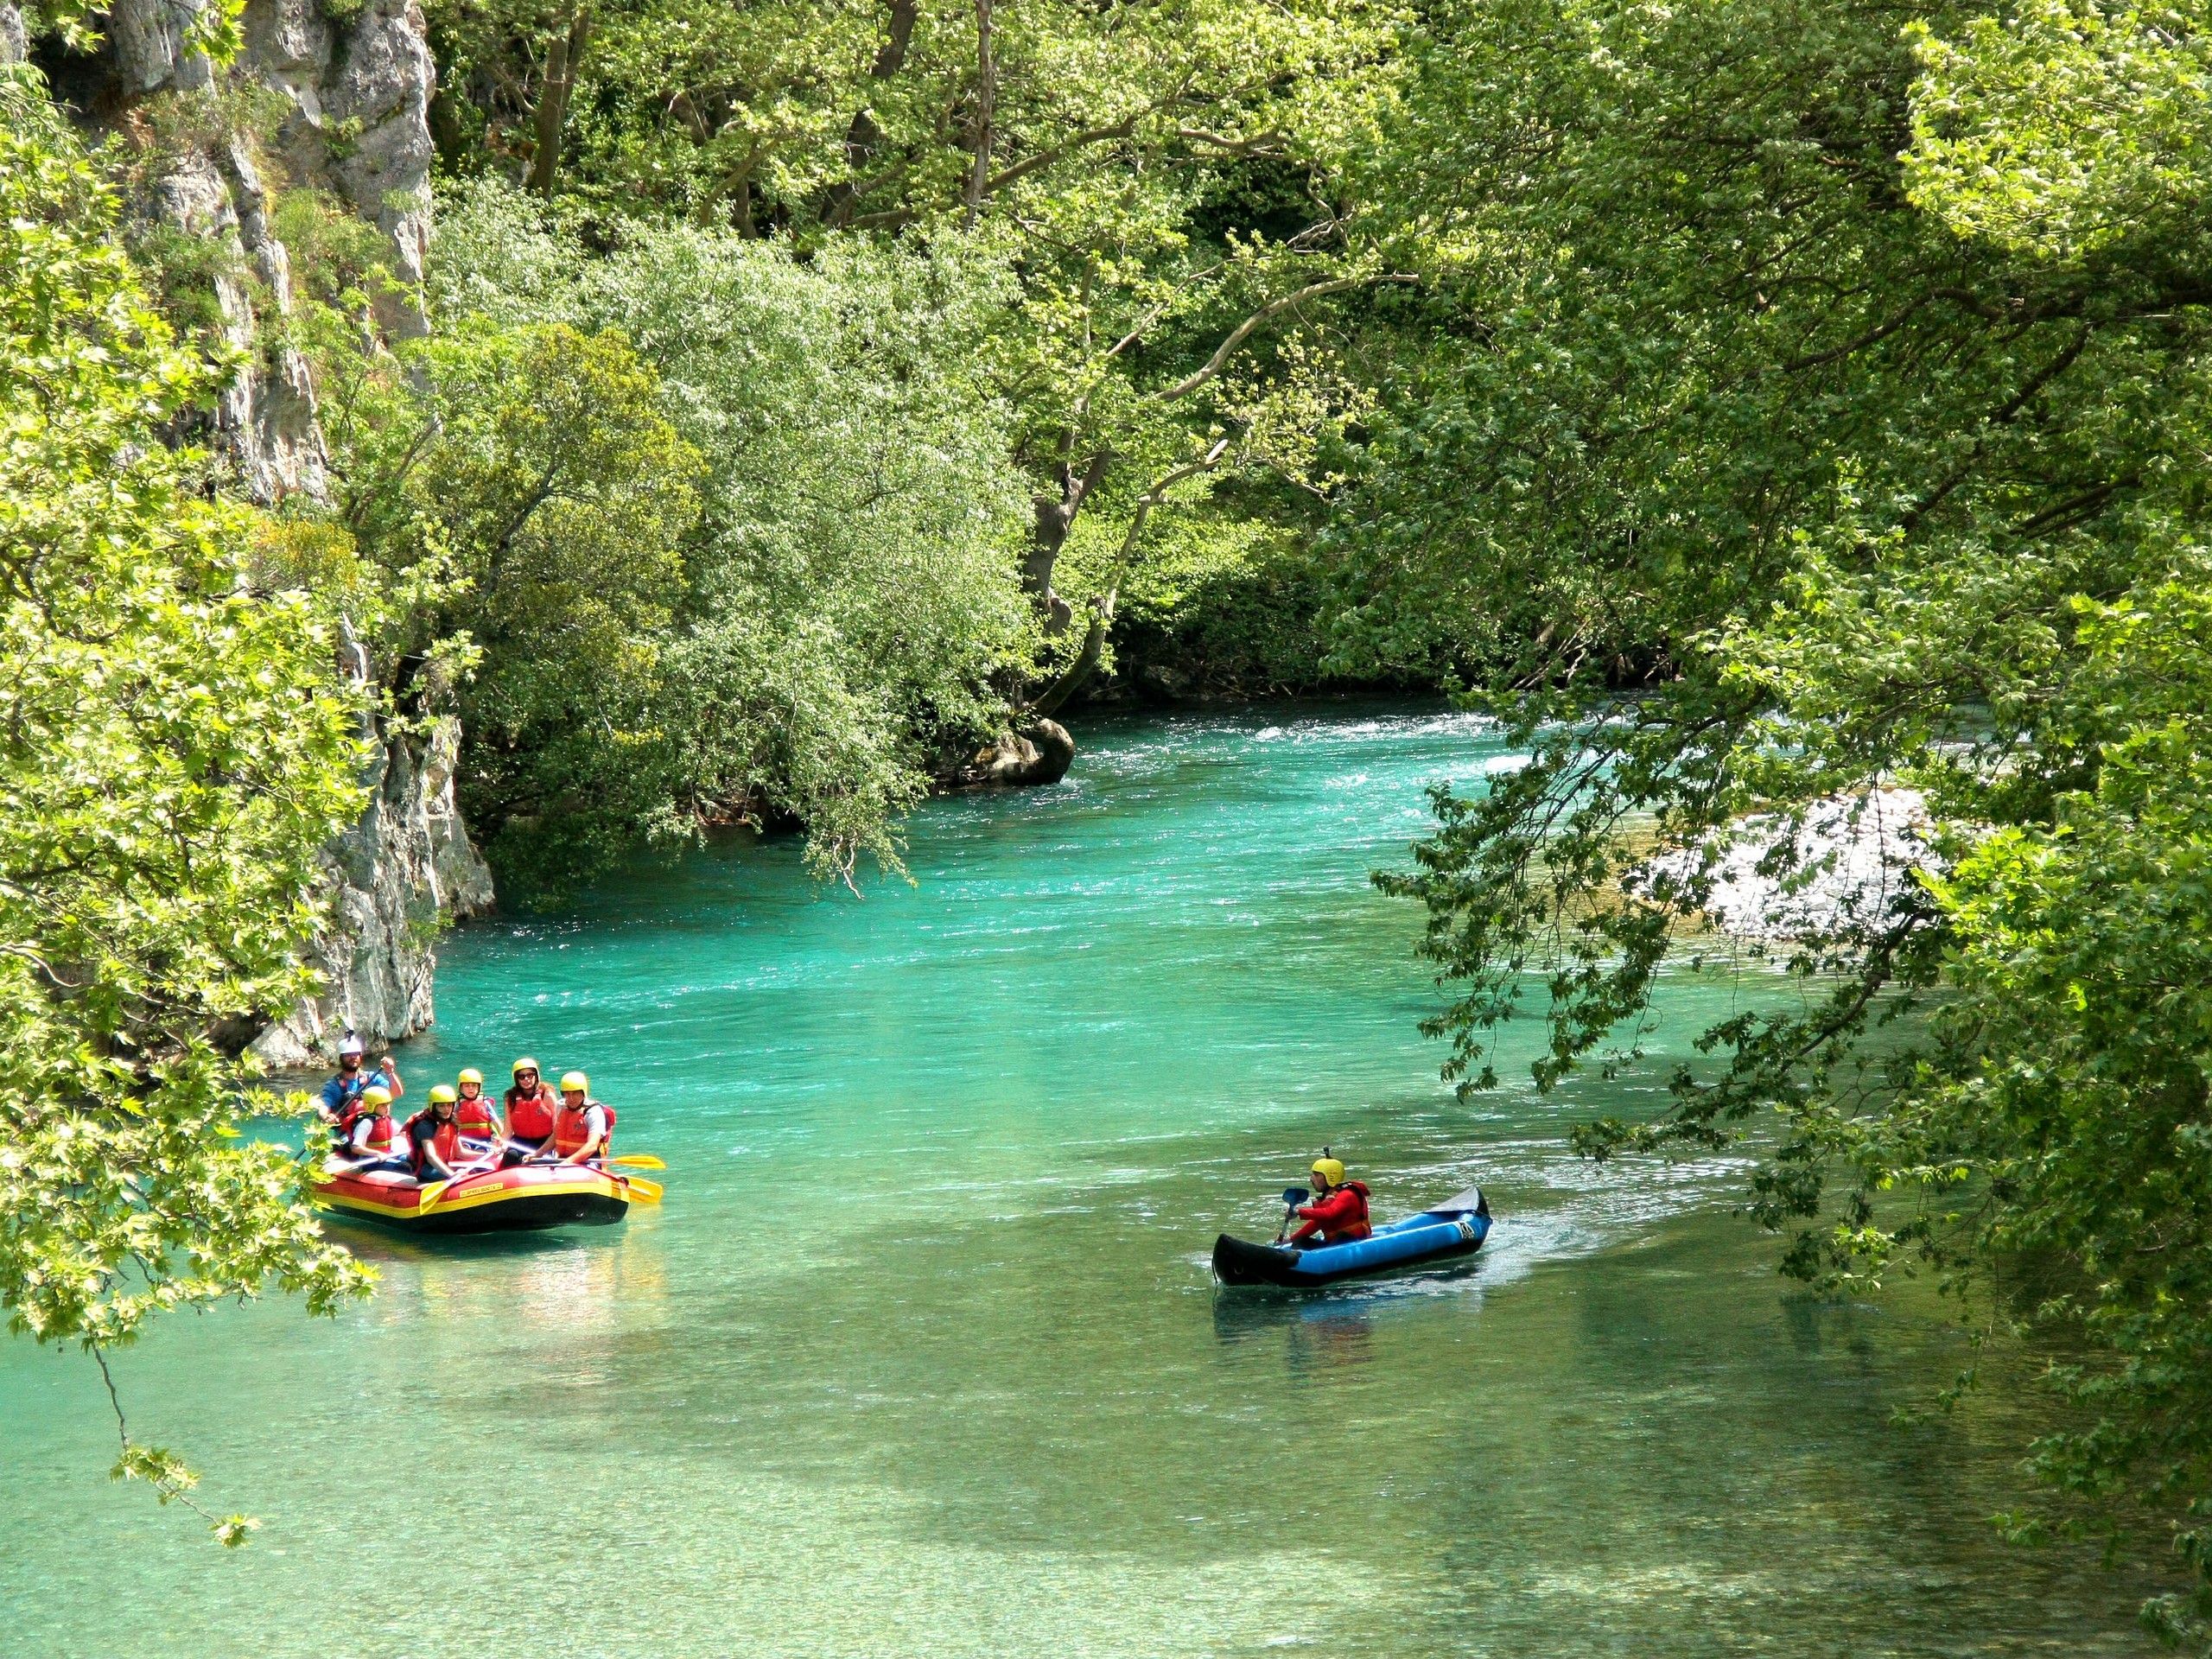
[552,1101,614,1159]
[505,1083,556,1141]
[454,1091,499,1135]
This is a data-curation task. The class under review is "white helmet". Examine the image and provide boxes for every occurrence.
[338,1031,365,1058]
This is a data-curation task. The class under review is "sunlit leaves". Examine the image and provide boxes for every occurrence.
[0,67,376,1529]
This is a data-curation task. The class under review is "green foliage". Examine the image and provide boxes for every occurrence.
[1905,0,2212,260]
[334,180,1032,893]
[326,313,702,898]
[430,0,1396,234]
[1098,505,1346,696]
[19,0,244,60]
[0,68,375,1533]
[1335,0,2212,1634]
[423,0,1407,711]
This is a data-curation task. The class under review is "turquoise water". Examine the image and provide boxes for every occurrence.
[0,705,2152,1656]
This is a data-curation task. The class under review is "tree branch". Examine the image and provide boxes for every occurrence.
[1159,274,1418,401]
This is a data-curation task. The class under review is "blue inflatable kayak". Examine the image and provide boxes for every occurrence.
[1212,1186,1491,1287]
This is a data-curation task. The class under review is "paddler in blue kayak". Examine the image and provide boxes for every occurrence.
[1281,1154,1371,1249]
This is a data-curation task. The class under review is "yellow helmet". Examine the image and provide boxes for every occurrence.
[512,1057,540,1077]
[1310,1156,1346,1187]
[429,1084,457,1104]
[457,1067,484,1086]
[362,1084,392,1108]
[560,1071,588,1095]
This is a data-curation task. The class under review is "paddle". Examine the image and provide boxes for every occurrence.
[1272,1186,1310,1245]
[416,1159,502,1214]
[605,1154,665,1170]
[611,1173,663,1204]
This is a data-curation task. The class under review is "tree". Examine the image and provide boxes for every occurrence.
[0,65,373,1540]
[427,0,1409,733]
[1339,0,2212,1635]
[408,180,1034,889]
[310,302,705,899]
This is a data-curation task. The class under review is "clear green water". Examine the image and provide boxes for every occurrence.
[0,705,2152,1656]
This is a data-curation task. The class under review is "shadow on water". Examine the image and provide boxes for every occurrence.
[1210,1254,1489,1365]
[318,1215,632,1268]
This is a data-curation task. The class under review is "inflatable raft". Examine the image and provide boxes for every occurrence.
[1213,1186,1491,1287]
[314,1162,631,1235]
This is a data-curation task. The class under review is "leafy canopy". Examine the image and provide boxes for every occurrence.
[1338,0,2212,1638]
[0,67,374,1540]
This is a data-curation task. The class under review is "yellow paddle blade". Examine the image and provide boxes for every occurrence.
[416,1179,452,1212]
[614,1174,663,1204]
[607,1154,665,1170]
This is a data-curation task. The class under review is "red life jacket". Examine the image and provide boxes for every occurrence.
[454,1091,499,1135]
[403,1111,463,1174]
[344,1109,396,1155]
[1338,1180,1371,1241]
[505,1083,556,1141]
[552,1101,614,1159]
[1297,1181,1372,1243]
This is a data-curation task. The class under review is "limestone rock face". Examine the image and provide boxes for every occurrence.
[146,139,332,500]
[32,0,486,1057]
[83,0,437,492]
[246,0,435,338]
[250,708,495,1068]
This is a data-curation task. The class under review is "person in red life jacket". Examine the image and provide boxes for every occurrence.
[549,1071,614,1166]
[336,1084,409,1173]
[316,1033,402,1154]
[1284,1154,1371,1249]
[453,1067,503,1154]
[403,1085,470,1183]
[503,1057,559,1166]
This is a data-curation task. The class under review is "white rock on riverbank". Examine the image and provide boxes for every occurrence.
[1665,787,1933,943]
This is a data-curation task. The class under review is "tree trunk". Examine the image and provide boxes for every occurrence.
[1030,440,1227,714]
[963,0,995,227]
[824,0,919,226]
[873,0,919,76]
[526,10,592,197]
[1024,452,1109,635]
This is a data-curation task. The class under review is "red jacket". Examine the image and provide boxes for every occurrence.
[1290,1181,1371,1244]
[505,1083,557,1141]
[404,1110,463,1175]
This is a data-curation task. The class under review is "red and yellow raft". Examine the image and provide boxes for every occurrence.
[314,1162,633,1235]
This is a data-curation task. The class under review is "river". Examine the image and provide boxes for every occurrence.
[0,704,2152,1656]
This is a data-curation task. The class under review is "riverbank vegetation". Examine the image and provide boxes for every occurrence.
[1356,0,2212,1641]
[0,70,373,1536]
[5,0,2212,1630]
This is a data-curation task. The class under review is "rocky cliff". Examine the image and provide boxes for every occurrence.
[7,0,493,1059]
[250,703,496,1069]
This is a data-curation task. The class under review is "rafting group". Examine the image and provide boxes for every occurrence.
[312,1036,656,1236]
[319,1040,613,1177]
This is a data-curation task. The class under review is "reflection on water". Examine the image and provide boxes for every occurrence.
[0,702,2158,1657]
[1213,1293,1381,1378]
